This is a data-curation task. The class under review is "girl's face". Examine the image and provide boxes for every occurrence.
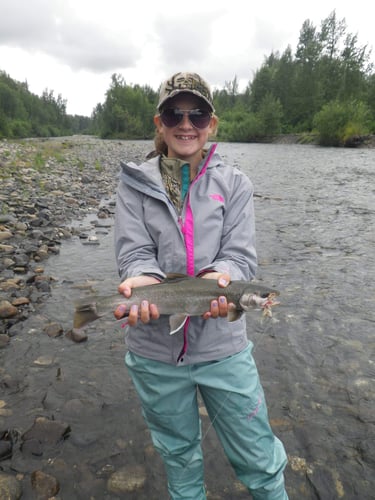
[154,93,217,167]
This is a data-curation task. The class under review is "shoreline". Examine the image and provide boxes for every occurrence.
[0,137,147,341]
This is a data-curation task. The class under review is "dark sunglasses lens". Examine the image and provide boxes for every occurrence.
[160,109,182,127]
[161,109,211,129]
[189,110,211,129]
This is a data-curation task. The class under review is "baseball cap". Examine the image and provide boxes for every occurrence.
[157,72,215,112]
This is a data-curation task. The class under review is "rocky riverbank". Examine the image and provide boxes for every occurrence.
[0,137,149,341]
[0,136,154,498]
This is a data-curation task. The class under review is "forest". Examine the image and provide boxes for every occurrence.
[1,11,374,146]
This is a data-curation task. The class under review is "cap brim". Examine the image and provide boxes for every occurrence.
[157,89,215,112]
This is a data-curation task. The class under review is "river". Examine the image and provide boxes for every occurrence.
[1,141,374,499]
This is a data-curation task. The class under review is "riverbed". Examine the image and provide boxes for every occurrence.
[1,139,374,499]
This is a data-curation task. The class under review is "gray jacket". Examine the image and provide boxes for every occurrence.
[114,144,257,365]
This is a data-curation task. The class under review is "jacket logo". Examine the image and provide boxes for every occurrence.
[209,193,224,203]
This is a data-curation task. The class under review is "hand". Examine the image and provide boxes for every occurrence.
[114,275,161,325]
[201,272,235,319]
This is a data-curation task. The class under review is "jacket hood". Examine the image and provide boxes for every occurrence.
[119,143,221,192]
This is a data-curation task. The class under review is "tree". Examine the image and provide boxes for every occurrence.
[256,93,283,135]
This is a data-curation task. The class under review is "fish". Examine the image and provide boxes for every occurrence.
[73,275,280,333]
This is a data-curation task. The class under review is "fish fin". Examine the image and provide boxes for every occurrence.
[227,309,242,322]
[169,314,189,335]
[73,307,102,329]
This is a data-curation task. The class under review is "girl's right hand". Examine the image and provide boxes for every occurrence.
[114,275,161,325]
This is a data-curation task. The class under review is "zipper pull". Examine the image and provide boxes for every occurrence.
[178,216,185,233]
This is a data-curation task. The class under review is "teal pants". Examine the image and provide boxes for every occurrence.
[125,344,288,499]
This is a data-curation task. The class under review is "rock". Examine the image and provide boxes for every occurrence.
[0,439,12,459]
[0,231,13,242]
[0,244,14,253]
[81,235,100,245]
[0,472,22,499]
[43,322,64,338]
[31,470,60,498]
[33,355,55,366]
[65,329,88,343]
[0,300,18,319]
[1,257,15,269]
[107,465,147,495]
[22,416,71,448]
[35,244,49,261]
[0,334,10,348]
[0,214,16,224]
[11,297,30,306]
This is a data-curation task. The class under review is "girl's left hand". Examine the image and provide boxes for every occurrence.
[200,272,235,319]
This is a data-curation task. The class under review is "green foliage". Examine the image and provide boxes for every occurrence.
[313,100,371,145]
[33,151,46,170]
[93,74,157,139]
[0,70,92,138]
[10,119,32,137]
[256,93,283,135]
[247,10,374,137]
[218,111,261,142]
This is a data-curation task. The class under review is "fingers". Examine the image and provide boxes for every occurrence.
[203,296,230,320]
[118,275,161,296]
[214,296,229,317]
[115,301,160,326]
[118,283,132,298]
[218,273,230,288]
[114,304,127,320]
[116,275,161,325]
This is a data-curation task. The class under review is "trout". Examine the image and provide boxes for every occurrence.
[73,275,280,333]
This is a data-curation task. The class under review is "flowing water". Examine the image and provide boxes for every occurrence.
[1,142,374,499]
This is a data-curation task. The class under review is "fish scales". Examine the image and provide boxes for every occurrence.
[73,277,280,331]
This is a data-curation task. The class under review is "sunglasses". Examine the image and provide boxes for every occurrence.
[160,108,212,129]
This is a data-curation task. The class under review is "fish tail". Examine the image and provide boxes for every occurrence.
[73,305,102,329]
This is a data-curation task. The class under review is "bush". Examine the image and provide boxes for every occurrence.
[218,111,262,142]
[10,119,32,138]
[313,100,371,146]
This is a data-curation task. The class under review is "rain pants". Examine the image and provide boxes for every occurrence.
[125,343,288,499]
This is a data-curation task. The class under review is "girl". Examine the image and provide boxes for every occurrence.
[114,72,288,499]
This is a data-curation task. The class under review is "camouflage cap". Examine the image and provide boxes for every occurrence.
[157,72,215,112]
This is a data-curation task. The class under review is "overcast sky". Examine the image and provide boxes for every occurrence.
[0,0,374,116]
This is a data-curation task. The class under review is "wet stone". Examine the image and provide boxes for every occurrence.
[0,439,12,459]
[65,328,88,343]
[22,416,71,449]
[0,472,22,499]
[43,322,64,338]
[0,334,10,348]
[31,470,60,498]
[107,465,147,495]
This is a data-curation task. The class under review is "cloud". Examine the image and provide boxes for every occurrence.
[154,11,217,68]
[0,0,140,72]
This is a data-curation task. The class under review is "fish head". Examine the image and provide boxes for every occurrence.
[239,292,273,310]
[239,292,258,311]
[240,288,280,312]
